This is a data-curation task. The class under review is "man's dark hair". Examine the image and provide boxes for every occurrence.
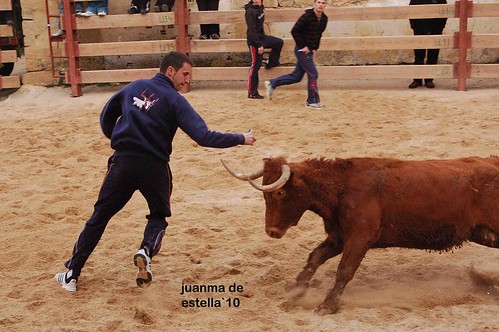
[159,51,194,73]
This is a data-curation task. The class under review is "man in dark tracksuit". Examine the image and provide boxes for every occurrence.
[265,0,328,109]
[54,52,256,292]
[245,0,283,99]
[408,0,448,88]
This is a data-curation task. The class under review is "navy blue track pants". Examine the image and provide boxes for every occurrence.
[65,155,172,277]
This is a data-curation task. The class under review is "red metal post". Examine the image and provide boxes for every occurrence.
[454,0,473,91]
[175,0,191,54]
[175,0,191,93]
[62,0,82,96]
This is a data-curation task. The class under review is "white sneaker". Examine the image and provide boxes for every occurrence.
[51,30,65,37]
[306,102,325,110]
[97,11,107,16]
[54,270,77,292]
[79,11,96,17]
[134,249,152,288]
[265,81,273,100]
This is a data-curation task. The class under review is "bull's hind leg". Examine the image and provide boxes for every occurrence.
[470,225,498,248]
[290,239,342,299]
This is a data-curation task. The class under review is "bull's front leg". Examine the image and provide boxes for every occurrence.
[314,241,369,315]
[289,239,342,299]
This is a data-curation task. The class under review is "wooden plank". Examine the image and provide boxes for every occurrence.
[80,64,454,84]
[192,65,454,81]
[78,40,176,56]
[190,39,295,53]
[188,5,456,25]
[189,10,245,25]
[472,34,499,49]
[0,76,21,89]
[188,9,303,25]
[321,35,455,51]
[0,50,17,62]
[0,24,13,37]
[0,0,12,11]
[191,39,250,53]
[190,5,454,25]
[71,4,459,31]
[189,35,455,53]
[470,64,499,78]
[320,64,454,80]
[80,68,159,83]
[473,3,499,18]
[328,5,454,21]
[73,13,175,30]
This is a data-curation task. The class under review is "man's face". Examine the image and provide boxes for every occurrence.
[166,62,192,91]
[314,0,327,13]
[253,0,262,6]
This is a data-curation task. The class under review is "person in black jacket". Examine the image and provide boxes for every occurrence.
[265,0,328,109]
[245,0,283,99]
[408,0,448,88]
[54,52,256,292]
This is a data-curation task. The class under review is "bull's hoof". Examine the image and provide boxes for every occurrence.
[314,303,339,316]
[288,284,307,299]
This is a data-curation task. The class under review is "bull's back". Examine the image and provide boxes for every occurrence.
[351,157,499,250]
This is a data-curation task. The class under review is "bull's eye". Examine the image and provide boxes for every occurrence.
[274,189,286,199]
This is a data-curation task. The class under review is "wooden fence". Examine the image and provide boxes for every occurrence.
[54,0,499,96]
[0,0,21,89]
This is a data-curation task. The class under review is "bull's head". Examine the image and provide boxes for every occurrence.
[221,157,311,239]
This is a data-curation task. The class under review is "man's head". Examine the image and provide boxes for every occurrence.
[160,51,194,91]
[313,0,327,14]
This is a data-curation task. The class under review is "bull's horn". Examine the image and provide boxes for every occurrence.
[220,159,263,180]
[248,165,291,192]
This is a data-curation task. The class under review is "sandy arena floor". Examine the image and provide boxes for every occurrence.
[0,78,497,331]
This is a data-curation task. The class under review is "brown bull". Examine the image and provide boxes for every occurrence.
[222,156,499,315]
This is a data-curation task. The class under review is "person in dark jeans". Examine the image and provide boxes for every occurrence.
[196,0,220,39]
[245,0,283,99]
[265,0,328,109]
[54,51,257,292]
[408,0,448,89]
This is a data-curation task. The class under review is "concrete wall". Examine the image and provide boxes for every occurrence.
[20,0,499,85]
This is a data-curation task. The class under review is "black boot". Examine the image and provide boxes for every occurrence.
[155,0,170,12]
[408,79,423,89]
[424,79,435,88]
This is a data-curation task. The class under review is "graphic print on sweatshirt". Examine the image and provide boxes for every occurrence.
[132,89,159,112]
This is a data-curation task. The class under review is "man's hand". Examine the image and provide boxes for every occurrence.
[243,132,257,145]
[298,46,311,54]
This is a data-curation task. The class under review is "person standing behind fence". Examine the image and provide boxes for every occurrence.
[408,0,447,89]
[265,0,328,109]
[80,0,108,16]
[196,0,220,40]
[128,0,174,14]
[53,51,257,292]
[52,1,84,37]
[245,0,283,99]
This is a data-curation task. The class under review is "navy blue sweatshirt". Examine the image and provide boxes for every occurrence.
[100,73,244,162]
